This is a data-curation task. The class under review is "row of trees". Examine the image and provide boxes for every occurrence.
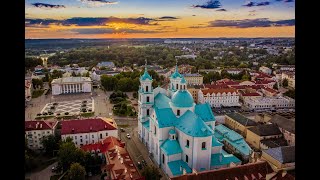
[201,70,251,84]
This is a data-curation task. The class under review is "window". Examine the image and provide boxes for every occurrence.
[47,131,50,134]
[100,134,102,139]
[146,86,148,92]
[202,142,206,149]
[76,142,78,145]
[92,140,94,143]
[186,140,189,147]
[180,85,182,89]
[75,136,77,139]
[80,139,83,142]
[186,155,189,163]
[176,84,178,90]
[86,135,88,139]
[162,154,165,164]
[147,96,150,102]
[34,132,36,134]
[147,109,150,116]
[184,85,186,89]
[92,135,94,138]
[106,133,108,136]
[80,136,82,138]
[154,126,157,135]
[177,109,180,116]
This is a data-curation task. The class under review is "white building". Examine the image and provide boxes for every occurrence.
[138,65,241,178]
[51,77,92,95]
[244,96,295,111]
[61,118,118,148]
[25,120,58,150]
[259,66,272,75]
[224,69,242,75]
[175,54,197,60]
[198,88,240,108]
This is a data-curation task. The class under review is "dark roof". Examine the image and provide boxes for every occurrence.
[248,124,282,136]
[260,137,288,148]
[226,112,258,127]
[61,118,117,135]
[263,146,295,164]
[95,70,119,75]
[269,114,295,134]
[171,161,274,180]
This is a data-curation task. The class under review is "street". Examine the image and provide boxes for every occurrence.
[25,161,58,180]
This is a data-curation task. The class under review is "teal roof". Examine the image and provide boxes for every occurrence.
[171,90,194,108]
[211,150,241,167]
[169,129,176,134]
[167,160,192,176]
[215,125,252,156]
[176,110,214,137]
[154,107,177,128]
[195,103,216,122]
[170,66,183,79]
[212,136,223,147]
[142,120,150,131]
[140,70,153,81]
[180,76,187,83]
[160,139,182,155]
[154,93,171,109]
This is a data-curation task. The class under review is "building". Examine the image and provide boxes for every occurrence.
[91,70,120,81]
[183,73,203,85]
[157,69,172,79]
[269,115,295,146]
[246,124,283,150]
[259,66,272,75]
[25,120,58,150]
[34,65,44,71]
[224,68,243,75]
[282,72,295,89]
[51,77,92,95]
[171,161,274,180]
[279,65,295,72]
[244,96,295,112]
[187,85,203,103]
[175,54,197,60]
[96,61,115,68]
[261,146,295,171]
[137,64,241,178]
[61,118,118,148]
[82,136,142,180]
[25,79,33,101]
[261,87,278,97]
[224,113,258,137]
[198,88,240,108]
[214,124,252,161]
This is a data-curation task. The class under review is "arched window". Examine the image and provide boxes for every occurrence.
[202,142,206,149]
[147,96,150,102]
[162,154,165,164]
[147,109,150,116]
[180,85,182,89]
[177,109,180,116]
[176,84,178,90]
[184,85,186,89]
[146,86,148,92]
[186,140,189,147]
[186,155,189,163]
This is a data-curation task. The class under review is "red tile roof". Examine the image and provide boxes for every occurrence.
[201,88,238,95]
[203,84,229,89]
[81,136,125,153]
[263,87,277,93]
[61,118,116,135]
[171,161,274,180]
[25,120,58,131]
[241,92,261,97]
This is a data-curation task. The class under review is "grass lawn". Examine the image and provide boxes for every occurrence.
[32,89,45,98]
[35,115,55,120]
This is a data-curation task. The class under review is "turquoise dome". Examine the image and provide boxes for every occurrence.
[170,65,182,79]
[180,76,187,83]
[171,90,194,107]
[140,71,152,80]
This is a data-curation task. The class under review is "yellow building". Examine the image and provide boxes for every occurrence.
[224,113,258,137]
[246,124,283,150]
[261,146,295,171]
[183,73,203,85]
[187,85,203,103]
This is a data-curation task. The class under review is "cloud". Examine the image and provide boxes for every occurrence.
[243,1,271,7]
[72,28,160,34]
[31,3,65,9]
[156,16,180,21]
[80,0,118,7]
[216,8,227,11]
[25,17,158,27]
[208,18,295,28]
[192,0,222,9]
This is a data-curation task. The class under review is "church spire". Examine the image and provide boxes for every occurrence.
[145,59,148,72]
[175,59,178,72]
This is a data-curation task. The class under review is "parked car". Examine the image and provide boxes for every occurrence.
[51,166,56,172]
[120,128,125,132]
[126,134,131,139]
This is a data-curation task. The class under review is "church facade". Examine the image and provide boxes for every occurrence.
[138,65,242,178]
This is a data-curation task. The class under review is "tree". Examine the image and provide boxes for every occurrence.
[141,166,162,180]
[66,163,86,180]
[282,78,288,87]
[41,134,60,157]
[32,78,44,89]
[71,71,77,77]
[273,83,278,90]
[241,74,251,81]
[86,71,90,77]
[284,89,295,99]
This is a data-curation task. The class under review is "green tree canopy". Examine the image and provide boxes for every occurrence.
[282,78,289,87]
[66,163,86,180]
[141,166,162,180]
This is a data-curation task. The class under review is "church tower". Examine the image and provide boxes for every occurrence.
[138,60,154,141]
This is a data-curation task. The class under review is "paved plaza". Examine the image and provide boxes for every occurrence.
[40,98,94,115]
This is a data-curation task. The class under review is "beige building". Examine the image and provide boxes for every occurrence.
[187,85,203,103]
[183,73,203,85]
[261,146,295,171]
[224,113,258,137]
[51,77,92,95]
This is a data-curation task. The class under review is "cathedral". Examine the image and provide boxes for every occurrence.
[137,64,242,178]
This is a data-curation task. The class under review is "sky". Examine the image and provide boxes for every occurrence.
[25,0,295,39]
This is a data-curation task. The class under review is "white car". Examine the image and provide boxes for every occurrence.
[126,134,131,139]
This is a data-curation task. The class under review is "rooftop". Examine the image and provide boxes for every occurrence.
[51,77,92,84]
[226,112,258,127]
[248,124,282,136]
[183,73,203,77]
[81,136,125,153]
[25,120,58,131]
[168,160,192,177]
[160,138,183,155]
[260,137,288,148]
[194,103,216,122]
[269,114,295,134]
[263,146,295,164]
[61,118,117,135]
[211,150,241,167]
[201,88,238,95]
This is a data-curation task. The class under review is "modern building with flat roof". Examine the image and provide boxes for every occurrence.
[51,77,92,95]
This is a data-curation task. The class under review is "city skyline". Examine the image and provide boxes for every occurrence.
[25,0,295,39]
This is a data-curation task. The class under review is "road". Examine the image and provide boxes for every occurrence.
[25,161,58,180]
